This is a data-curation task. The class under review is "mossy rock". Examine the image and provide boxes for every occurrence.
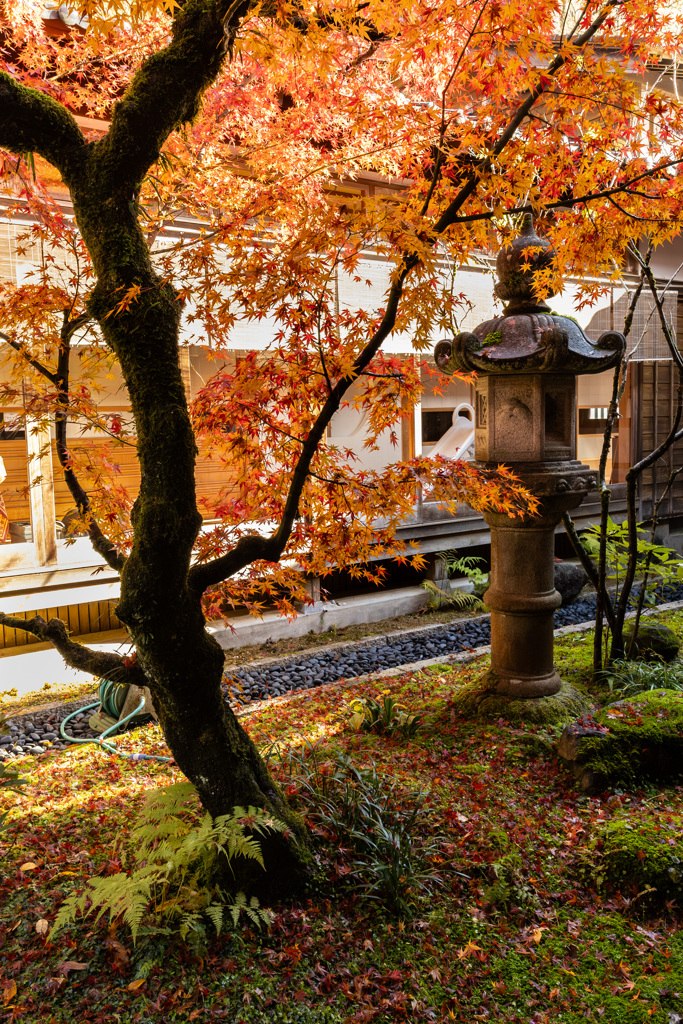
[450,678,589,725]
[623,621,680,663]
[600,814,683,909]
[560,689,683,791]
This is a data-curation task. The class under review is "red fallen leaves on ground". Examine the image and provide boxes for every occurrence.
[0,659,682,1023]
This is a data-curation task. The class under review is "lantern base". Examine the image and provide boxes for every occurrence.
[484,666,562,698]
[450,677,589,726]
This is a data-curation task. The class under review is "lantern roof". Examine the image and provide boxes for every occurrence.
[436,216,625,376]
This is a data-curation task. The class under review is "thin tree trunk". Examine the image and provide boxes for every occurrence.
[625,468,682,657]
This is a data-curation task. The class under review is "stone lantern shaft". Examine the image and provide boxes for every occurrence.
[436,218,624,699]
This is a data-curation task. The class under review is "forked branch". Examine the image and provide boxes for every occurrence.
[0,612,145,685]
[53,311,126,572]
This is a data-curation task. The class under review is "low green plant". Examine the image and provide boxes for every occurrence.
[580,517,683,660]
[441,550,489,592]
[283,751,442,918]
[347,693,422,739]
[51,782,285,946]
[421,577,485,612]
[482,851,541,914]
[598,658,683,702]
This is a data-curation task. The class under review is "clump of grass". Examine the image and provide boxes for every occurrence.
[598,658,683,703]
[271,743,444,919]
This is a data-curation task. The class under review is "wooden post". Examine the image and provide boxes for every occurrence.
[401,394,415,461]
[26,416,57,565]
[179,345,192,399]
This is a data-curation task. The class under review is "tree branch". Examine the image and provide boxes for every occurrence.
[0,330,57,385]
[614,258,683,638]
[563,257,648,667]
[434,0,635,237]
[188,274,406,591]
[53,311,127,572]
[0,72,86,183]
[100,0,251,195]
[0,612,144,684]
[629,244,683,373]
[437,159,683,226]
[561,511,617,632]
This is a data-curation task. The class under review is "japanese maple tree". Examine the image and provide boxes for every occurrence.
[0,0,682,891]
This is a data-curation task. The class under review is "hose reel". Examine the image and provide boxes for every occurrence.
[88,678,158,735]
[60,680,169,763]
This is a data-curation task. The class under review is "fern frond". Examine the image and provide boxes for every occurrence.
[229,891,248,927]
[205,903,223,936]
[51,792,282,947]
[141,781,199,821]
[447,589,486,612]
[178,910,203,940]
[50,891,91,939]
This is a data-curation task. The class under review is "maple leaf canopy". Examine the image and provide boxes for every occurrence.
[1,0,682,620]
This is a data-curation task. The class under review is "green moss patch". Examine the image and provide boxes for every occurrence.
[449,677,589,724]
[564,689,683,790]
[483,329,503,346]
[600,813,683,907]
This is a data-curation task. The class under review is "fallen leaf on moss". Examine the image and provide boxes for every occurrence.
[2,981,17,1005]
[57,961,88,977]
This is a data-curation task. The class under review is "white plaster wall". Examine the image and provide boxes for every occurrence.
[650,234,683,286]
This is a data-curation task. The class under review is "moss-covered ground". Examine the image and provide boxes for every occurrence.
[0,614,682,1023]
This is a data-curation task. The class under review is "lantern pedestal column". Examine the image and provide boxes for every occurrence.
[479,463,591,699]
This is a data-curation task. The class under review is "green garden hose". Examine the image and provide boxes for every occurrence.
[60,682,172,763]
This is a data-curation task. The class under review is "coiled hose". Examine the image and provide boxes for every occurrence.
[60,679,172,763]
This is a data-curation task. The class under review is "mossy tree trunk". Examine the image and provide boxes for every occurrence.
[0,0,313,893]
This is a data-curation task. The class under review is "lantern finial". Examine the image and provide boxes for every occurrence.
[495,216,557,311]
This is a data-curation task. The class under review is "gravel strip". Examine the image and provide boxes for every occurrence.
[3,587,683,762]
[0,695,99,762]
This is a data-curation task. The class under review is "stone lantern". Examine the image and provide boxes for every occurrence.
[435,217,624,700]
